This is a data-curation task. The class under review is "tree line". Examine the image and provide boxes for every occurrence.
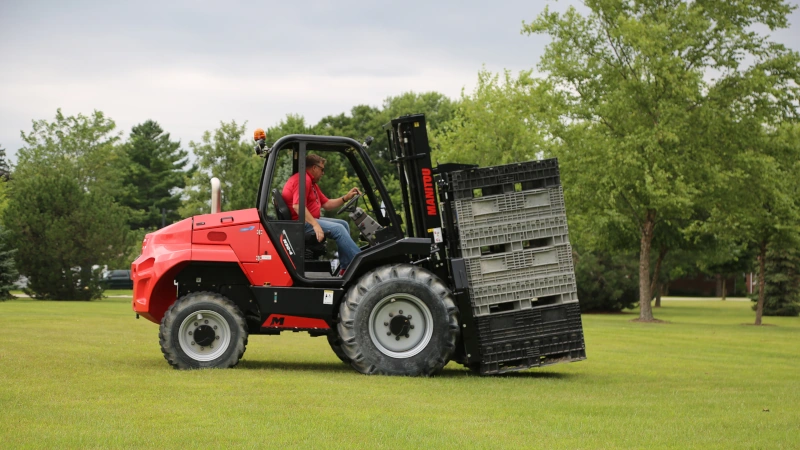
[0,0,798,323]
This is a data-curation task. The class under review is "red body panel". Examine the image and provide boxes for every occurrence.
[193,209,261,230]
[131,209,292,324]
[192,209,260,263]
[131,218,193,323]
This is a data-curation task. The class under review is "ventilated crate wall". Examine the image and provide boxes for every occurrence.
[464,244,576,316]
[464,244,574,283]
[440,158,580,318]
[458,216,570,258]
[446,159,561,200]
[440,158,585,373]
[454,186,566,228]
[475,303,586,375]
[469,274,579,316]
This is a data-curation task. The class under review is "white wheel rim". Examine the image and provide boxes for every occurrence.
[368,293,433,359]
[178,310,231,362]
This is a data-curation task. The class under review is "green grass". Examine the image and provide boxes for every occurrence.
[0,297,798,449]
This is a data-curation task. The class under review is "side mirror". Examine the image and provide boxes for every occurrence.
[254,139,270,157]
[362,136,374,149]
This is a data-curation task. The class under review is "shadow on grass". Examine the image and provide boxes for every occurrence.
[233,359,575,379]
[237,359,353,373]
[437,367,574,380]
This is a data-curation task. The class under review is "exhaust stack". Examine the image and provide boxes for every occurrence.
[211,177,221,214]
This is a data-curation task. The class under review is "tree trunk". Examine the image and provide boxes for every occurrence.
[649,246,667,309]
[715,274,723,298]
[655,280,662,308]
[722,279,727,301]
[755,240,767,325]
[638,210,656,321]
[649,246,667,299]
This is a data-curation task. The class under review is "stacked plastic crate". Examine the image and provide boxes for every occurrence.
[440,158,586,374]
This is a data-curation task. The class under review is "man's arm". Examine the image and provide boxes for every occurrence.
[321,187,362,210]
[293,204,324,242]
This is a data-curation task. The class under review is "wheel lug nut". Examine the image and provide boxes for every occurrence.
[209,345,213,349]
[408,315,412,319]
[213,325,218,330]
[384,322,388,326]
[399,310,403,314]
[405,334,410,338]
[410,325,415,329]
[386,331,391,336]
[194,322,198,326]
[216,336,220,340]
[200,347,205,350]
[389,313,393,317]
[204,320,208,324]
[188,331,193,335]
[191,341,195,345]
[395,336,400,341]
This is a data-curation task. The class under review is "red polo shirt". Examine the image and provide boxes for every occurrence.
[281,171,329,220]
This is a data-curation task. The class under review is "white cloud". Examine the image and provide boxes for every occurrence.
[1,0,798,162]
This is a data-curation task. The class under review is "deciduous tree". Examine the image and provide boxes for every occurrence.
[434,69,558,166]
[5,110,129,300]
[524,0,800,321]
[180,120,259,216]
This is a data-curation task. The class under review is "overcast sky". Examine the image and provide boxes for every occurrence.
[1,0,798,163]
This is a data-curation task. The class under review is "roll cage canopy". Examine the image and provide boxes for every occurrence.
[256,134,402,233]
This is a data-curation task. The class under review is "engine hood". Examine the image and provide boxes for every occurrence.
[192,208,260,230]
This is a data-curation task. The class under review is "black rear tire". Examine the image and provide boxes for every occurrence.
[337,264,459,376]
[160,291,248,369]
[327,329,351,364]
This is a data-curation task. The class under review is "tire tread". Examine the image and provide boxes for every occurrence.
[337,264,459,376]
[159,291,248,370]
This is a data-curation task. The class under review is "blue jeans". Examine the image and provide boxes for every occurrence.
[305,217,361,269]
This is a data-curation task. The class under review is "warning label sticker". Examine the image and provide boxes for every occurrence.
[323,290,334,305]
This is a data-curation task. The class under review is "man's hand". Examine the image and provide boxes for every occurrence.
[344,187,363,201]
[313,222,324,242]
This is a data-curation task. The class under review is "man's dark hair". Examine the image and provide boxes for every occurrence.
[307,154,326,167]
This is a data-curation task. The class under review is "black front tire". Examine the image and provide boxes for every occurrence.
[337,264,459,376]
[160,291,248,369]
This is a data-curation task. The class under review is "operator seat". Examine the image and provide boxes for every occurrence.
[271,189,327,260]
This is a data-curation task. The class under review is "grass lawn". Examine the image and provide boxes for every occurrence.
[0,296,798,449]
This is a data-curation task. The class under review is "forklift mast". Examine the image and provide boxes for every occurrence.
[385,115,441,238]
[384,115,448,279]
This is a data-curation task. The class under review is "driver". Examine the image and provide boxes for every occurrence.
[282,154,362,272]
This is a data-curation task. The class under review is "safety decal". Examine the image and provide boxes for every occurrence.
[280,230,295,256]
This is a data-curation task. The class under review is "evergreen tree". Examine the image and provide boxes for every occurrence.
[574,247,639,312]
[751,234,800,316]
[0,225,18,300]
[119,120,190,229]
[0,146,16,299]
[0,145,10,181]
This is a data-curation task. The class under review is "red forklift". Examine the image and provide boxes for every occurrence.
[131,114,586,375]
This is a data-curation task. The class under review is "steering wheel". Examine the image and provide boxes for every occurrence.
[337,193,362,215]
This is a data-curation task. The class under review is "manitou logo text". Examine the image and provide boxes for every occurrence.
[270,316,285,326]
[421,168,437,216]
